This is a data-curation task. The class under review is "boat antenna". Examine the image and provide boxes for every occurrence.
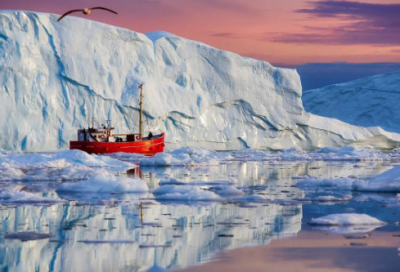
[138,83,144,138]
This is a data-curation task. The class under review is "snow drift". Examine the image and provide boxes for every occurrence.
[1,11,400,151]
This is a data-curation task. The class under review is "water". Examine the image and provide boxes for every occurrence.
[0,161,399,272]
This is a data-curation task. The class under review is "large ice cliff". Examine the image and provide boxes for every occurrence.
[1,11,400,151]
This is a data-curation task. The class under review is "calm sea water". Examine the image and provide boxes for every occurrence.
[1,161,399,272]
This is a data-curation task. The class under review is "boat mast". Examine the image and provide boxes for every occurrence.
[139,84,143,138]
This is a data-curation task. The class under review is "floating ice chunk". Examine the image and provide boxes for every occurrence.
[296,177,355,190]
[0,190,64,204]
[1,150,133,169]
[313,146,390,161]
[56,173,149,193]
[229,146,391,162]
[309,214,386,226]
[0,163,26,180]
[153,185,223,202]
[353,166,400,192]
[53,150,133,168]
[5,232,53,241]
[140,147,231,166]
[0,150,136,181]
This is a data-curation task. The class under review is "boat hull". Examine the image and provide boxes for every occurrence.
[70,133,165,155]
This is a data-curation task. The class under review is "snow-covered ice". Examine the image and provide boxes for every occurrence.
[0,150,135,181]
[2,11,400,151]
[140,147,231,166]
[229,146,393,162]
[309,214,386,226]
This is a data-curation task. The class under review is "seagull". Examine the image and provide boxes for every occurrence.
[57,7,118,22]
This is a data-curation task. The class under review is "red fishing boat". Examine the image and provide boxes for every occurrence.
[69,84,165,155]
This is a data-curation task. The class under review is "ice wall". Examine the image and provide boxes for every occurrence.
[1,11,400,151]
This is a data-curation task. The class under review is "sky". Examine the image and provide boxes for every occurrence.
[2,0,400,67]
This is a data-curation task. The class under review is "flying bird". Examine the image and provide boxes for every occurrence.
[57,7,118,22]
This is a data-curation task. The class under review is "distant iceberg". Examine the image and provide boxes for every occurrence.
[303,71,400,134]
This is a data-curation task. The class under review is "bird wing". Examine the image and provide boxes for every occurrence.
[90,7,118,15]
[58,9,83,21]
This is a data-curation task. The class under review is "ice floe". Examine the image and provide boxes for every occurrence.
[56,173,149,193]
[229,146,392,162]
[309,214,386,226]
[1,150,133,169]
[140,147,232,166]
[0,150,136,181]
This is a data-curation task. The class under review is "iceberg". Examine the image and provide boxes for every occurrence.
[303,71,400,134]
[1,11,400,151]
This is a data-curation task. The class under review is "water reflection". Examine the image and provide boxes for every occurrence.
[0,161,394,272]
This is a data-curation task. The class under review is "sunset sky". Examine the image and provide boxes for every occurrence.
[2,0,400,66]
